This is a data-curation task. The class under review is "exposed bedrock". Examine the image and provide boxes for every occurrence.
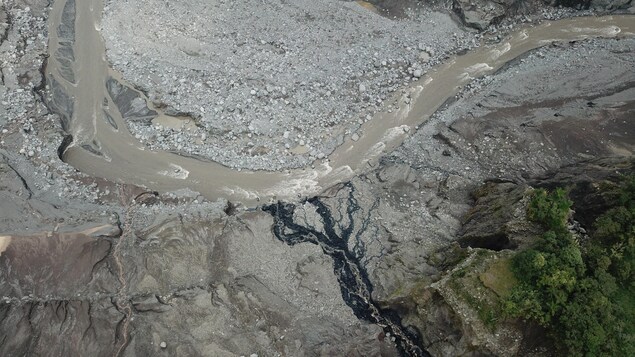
[453,0,634,31]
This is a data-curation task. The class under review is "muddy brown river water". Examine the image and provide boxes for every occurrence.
[46,0,635,206]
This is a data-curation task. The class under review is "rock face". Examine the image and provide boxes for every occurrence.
[453,0,517,30]
[458,182,535,250]
[589,0,632,9]
[457,157,635,253]
[105,77,157,123]
[530,156,635,227]
[0,6,8,46]
[453,0,634,31]
[547,0,633,10]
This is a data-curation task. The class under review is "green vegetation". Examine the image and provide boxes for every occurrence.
[526,187,572,231]
[503,180,635,356]
[449,270,502,331]
[479,258,517,298]
[446,249,511,331]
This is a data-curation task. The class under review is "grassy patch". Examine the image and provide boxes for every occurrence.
[447,250,508,331]
[479,258,517,298]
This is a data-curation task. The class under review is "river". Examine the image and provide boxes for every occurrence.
[46,0,635,206]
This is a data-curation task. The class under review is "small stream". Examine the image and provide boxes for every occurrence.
[264,183,428,357]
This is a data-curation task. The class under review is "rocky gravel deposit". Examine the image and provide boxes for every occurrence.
[101,0,478,170]
[393,37,635,181]
[99,0,631,172]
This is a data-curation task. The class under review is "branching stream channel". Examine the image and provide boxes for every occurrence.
[263,183,427,356]
[43,0,635,355]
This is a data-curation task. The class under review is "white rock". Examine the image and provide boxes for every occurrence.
[358,84,366,92]
[351,133,360,142]
[160,342,167,348]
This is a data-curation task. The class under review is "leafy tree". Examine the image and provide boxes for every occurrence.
[527,188,572,231]
[504,182,635,356]
[592,205,635,285]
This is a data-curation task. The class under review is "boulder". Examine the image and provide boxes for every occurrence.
[453,0,515,31]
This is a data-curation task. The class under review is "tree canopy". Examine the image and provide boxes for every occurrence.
[504,178,635,356]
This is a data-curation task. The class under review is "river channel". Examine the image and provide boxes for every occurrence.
[46,0,635,206]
